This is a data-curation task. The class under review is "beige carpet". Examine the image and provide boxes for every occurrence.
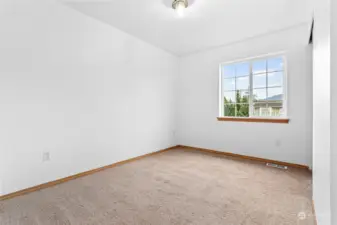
[0,148,314,225]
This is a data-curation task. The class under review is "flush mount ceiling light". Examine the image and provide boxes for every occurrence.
[172,0,188,17]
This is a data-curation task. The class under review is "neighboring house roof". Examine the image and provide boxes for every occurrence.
[265,94,283,101]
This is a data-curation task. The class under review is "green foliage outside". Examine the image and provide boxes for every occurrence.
[224,90,249,117]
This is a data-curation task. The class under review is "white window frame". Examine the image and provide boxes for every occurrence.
[218,52,288,119]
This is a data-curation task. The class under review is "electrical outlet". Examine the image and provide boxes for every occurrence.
[42,152,50,162]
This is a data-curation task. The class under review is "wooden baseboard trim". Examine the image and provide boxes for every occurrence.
[0,145,178,201]
[177,145,309,170]
[217,117,290,124]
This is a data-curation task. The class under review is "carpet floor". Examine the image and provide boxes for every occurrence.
[0,148,314,225]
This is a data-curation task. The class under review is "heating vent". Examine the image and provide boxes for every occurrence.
[266,163,288,170]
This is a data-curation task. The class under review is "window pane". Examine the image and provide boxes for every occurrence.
[253,103,270,117]
[252,60,267,74]
[267,87,283,116]
[253,74,266,88]
[224,104,236,117]
[224,91,236,103]
[268,103,283,117]
[253,88,267,102]
[271,107,283,117]
[268,57,283,72]
[236,76,249,90]
[236,104,249,117]
[255,103,284,117]
[267,87,283,101]
[223,78,235,91]
[268,72,283,87]
[235,62,250,77]
[236,90,250,103]
[223,65,235,78]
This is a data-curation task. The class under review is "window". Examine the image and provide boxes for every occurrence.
[219,54,286,119]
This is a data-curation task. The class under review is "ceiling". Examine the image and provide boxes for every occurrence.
[61,0,313,56]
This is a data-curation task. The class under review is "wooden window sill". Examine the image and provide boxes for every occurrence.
[217,117,290,124]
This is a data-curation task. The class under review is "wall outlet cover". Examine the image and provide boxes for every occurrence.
[42,152,50,162]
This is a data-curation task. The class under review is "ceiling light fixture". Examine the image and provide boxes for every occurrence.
[172,0,188,17]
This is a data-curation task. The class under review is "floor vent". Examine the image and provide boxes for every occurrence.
[266,163,288,170]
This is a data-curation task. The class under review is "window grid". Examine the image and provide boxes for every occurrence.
[221,55,286,118]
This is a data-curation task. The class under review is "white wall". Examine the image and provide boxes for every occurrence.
[0,0,178,196]
[331,0,337,223]
[177,24,313,167]
[312,0,331,224]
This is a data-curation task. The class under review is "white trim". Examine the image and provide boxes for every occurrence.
[249,61,254,116]
[282,55,288,117]
[218,64,223,117]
